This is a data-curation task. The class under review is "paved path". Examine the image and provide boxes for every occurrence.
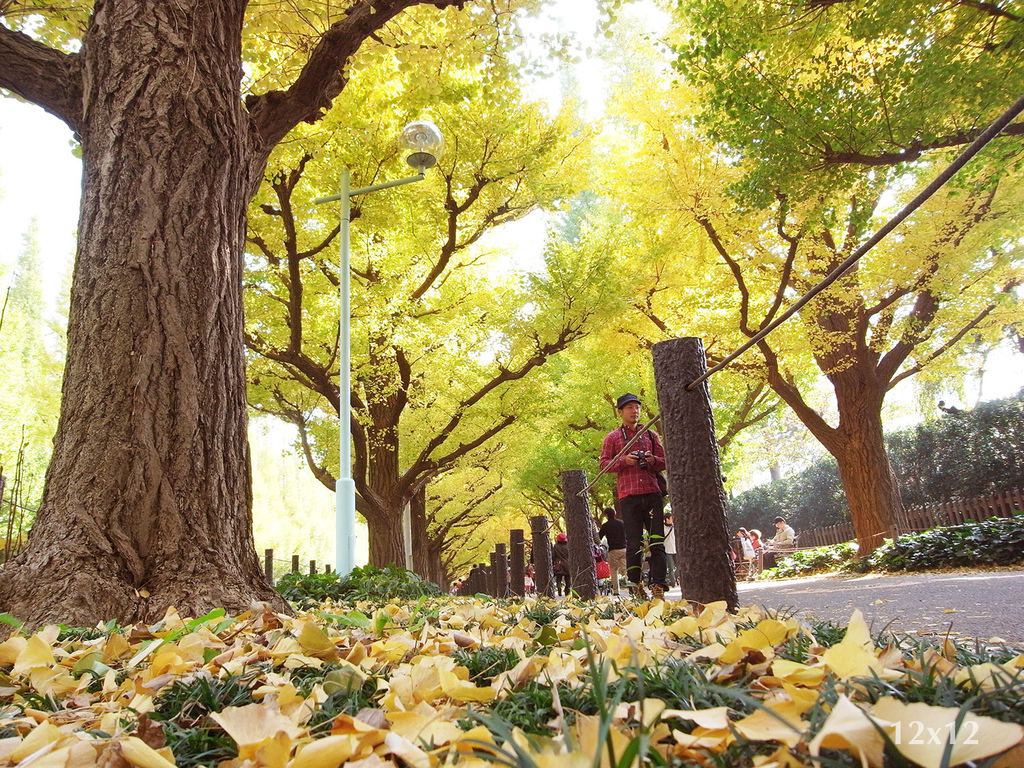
[670,568,1024,643]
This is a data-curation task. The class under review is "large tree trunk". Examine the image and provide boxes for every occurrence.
[833,386,901,555]
[364,505,406,568]
[0,0,287,627]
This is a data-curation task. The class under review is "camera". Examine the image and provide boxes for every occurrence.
[631,450,649,470]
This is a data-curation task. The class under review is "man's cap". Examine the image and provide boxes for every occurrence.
[774,516,786,523]
[616,393,641,409]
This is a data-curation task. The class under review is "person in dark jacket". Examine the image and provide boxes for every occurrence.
[598,507,627,595]
[551,533,570,596]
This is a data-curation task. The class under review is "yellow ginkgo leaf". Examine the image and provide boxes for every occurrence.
[297,621,338,655]
[65,739,102,768]
[384,731,431,768]
[954,662,1018,691]
[20,744,70,768]
[613,698,666,728]
[670,728,729,749]
[253,731,292,768]
[770,659,826,686]
[387,709,463,746]
[210,702,305,747]
[733,706,805,747]
[871,696,1024,768]
[0,637,27,666]
[288,735,364,768]
[119,736,177,768]
[573,713,636,768]
[666,615,700,638]
[10,721,62,762]
[821,610,882,680]
[532,751,593,768]
[438,668,496,703]
[12,633,56,676]
[808,694,885,768]
[661,707,731,730]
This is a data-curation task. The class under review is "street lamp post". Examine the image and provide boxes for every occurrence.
[315,121,445,576]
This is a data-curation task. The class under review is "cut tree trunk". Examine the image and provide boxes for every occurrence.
[0,0,288,627]
[653,337,738,610]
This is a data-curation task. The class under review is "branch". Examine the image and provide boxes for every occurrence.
[756,338,840,452]
[409,320,589,476]
[0,25,82,130]
[246,0,466,149]
[762,193,800,327]
[699,216,755,335]
[822,123,1024,167]
[424,414,516,475]
[252,392,337,492]
[716,383,777,452]
[888,303,996,389]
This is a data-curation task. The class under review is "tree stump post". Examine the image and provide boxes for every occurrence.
[653,337,738,610]
[509,529,526,598]
[309,560,317,576]
[291,555,299,574]
[531,515,555,598]
[487,554,498,597]
[264,549,274,585]
[562,470,597,600]
[495,543,509,598]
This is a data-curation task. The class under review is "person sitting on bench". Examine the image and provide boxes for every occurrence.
[762,516,796,569]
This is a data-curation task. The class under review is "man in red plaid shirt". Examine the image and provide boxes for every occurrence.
[599,393,669,601]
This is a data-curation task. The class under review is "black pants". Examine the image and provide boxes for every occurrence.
[620,492,667,588]
[554,572,569,596]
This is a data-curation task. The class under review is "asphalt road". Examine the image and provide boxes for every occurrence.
[675,568,1024,644]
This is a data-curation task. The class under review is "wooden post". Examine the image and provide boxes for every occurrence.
[653,337,738,610]
[531,515,555,598]
[292,554,300,574]
[509,529,526,598]
[562,470,597,600]
[264,549,274,585]
[309,560,317,575]
[495,543,509,598]
[486,559,498,597]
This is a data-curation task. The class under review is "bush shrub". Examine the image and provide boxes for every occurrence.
[758,514,1024,579]
[275,564,442,609]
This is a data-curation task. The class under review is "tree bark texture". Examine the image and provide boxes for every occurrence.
[410,487,445,586]
[530,515,555,599]
[653,338,738,610]
[508,529,525,598]
[830,376,900,554]
[0,0,292,626]
[561,471,597,600]
[493,544,509,599]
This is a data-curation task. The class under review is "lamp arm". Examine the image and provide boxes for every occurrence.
[315,172,425,204]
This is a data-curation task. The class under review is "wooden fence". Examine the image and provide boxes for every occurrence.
[797,488,1023,548]
[262,550,333,585]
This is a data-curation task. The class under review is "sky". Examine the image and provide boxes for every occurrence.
[0,99,80,300]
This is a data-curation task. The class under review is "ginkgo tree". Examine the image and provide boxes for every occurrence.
[598,1,1024,554]
[243,24,608,569]
[0,0,554,627]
